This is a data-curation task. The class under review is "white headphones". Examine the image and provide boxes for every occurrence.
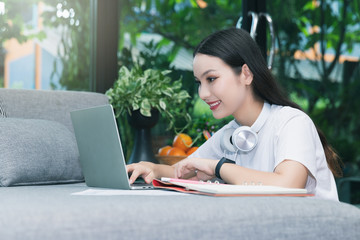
[220,102,271,153]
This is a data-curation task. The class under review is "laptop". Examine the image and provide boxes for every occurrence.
[70,104,153,190]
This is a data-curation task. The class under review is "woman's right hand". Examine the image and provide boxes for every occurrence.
[174,157,217,181]
[126,161,156,184]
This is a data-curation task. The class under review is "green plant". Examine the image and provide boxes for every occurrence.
[106,65,191,131]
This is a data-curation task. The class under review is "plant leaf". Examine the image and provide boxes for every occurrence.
[159,99,166,110]
[141,98,151,111]
[140,108,151,117]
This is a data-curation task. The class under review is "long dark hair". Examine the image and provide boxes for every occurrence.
[193,27,343,177]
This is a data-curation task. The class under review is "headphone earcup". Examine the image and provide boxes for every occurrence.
[220,128,237,153]
[232,126,258,152]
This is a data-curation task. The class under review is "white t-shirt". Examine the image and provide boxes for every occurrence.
[190,104,339,201]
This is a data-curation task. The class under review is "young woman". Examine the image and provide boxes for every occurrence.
[126,28,343,201]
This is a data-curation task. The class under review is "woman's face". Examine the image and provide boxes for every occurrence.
[193,53,253,119]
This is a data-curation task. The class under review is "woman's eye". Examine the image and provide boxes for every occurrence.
[195,80,201,86]
[207,77,217,82]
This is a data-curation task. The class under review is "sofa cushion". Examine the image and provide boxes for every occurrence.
[0,118,83,186]
[0,89,110,133]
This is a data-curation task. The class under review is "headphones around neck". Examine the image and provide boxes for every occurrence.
[220,102,271,153]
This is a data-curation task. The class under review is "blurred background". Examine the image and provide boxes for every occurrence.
[1,0,359,205]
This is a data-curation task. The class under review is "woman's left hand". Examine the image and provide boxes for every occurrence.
[174,158,218,181]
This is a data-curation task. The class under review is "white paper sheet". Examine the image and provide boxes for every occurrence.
[71,189,188,196]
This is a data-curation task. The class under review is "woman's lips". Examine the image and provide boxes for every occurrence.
[207,100,221,110]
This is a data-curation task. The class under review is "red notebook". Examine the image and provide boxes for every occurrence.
[152,178,314,197]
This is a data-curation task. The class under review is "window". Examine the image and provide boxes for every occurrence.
[0,0,92,90]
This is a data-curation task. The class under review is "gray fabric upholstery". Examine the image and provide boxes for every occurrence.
[0,89,109,132]
[0,89,109,186]
[0,183,359,240]
[0,97,6,118]
[0,118,82,186]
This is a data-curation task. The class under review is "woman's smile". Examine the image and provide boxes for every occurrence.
[207,100,221,110]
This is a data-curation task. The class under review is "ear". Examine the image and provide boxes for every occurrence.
[242,64,254,85]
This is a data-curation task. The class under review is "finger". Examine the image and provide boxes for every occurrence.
[178,160,196,179]
[143,173,154,184]
[175,167,181,179]
[174,158,187,178]
[196,171,213,181]
[177,163,184,179]
[187,175,200,181]
[174,163,181,179]
[174,167,178,179]
[129,169,140,184]
[182,168,196,179]
[181,163,195,179]
[179,159,192,178]
[126,164,135,173]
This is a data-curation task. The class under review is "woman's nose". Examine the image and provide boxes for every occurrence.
[198,83,211,100]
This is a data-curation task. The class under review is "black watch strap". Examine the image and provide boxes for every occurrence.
[215,157,235,180]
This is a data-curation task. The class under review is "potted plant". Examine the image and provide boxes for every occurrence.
[106,65,191,164]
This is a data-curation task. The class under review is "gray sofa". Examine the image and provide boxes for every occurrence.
[0,88,360,240]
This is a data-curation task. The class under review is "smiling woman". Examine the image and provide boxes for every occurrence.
[186,28,342,196]
[126,28,343,201]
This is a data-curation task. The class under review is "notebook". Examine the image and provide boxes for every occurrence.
[70,104,153,190]
[153,178,313,197]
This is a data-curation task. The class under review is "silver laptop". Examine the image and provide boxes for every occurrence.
[70,104,153,190]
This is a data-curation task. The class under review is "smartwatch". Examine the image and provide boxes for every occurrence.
[215,157,235,180]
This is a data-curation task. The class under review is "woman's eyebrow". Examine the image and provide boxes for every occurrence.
[200,69,216,78]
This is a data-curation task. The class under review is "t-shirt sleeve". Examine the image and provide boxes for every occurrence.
[274,114,318,178]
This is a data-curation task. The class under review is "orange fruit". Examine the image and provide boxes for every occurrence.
[186,146,199,156]
[158,145,172,156]
[172,133,192,152]
[167,147,187,156]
